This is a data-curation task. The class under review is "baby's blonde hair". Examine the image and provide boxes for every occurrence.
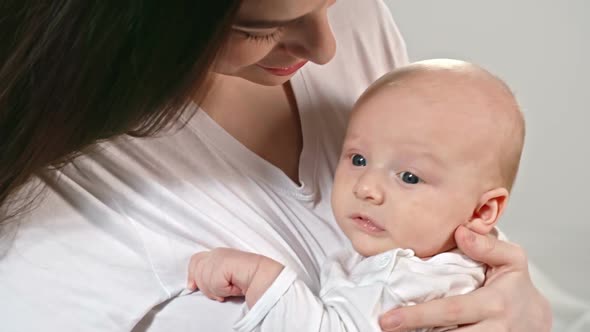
[490,79,525,192]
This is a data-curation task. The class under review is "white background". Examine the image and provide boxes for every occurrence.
[384,0,590,301]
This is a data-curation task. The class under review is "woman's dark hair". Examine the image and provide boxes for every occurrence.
[0,1,241,223]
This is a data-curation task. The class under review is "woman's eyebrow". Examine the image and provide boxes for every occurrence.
[233,17,299,29]
[234,0,329,29]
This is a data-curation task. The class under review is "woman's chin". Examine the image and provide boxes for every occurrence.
[213,65,297,87]
[243,73,293,86]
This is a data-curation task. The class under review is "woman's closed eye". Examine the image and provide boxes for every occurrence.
[397,171,422,184]
[234,28,283,43]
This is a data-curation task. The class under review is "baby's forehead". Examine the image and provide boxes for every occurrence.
[356,80,484,125]
[360,69,517,129]
[373,72,494,104]
[354,60,521,137]
[363,60,515,105]
[351,81,503,151]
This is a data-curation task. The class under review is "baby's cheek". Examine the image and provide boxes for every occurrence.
[399,200,448,249]
[391,206,420,240]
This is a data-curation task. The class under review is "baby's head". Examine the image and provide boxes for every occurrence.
[331,59,525,258]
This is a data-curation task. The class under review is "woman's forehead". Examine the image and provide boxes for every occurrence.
[236,0,325,25]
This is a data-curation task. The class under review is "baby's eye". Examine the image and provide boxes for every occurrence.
[398,171,422,184]
[351,154,367,167]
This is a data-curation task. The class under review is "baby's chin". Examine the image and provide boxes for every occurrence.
[352,240,452,258]
[352,242,397,258]
[412,241,459,258]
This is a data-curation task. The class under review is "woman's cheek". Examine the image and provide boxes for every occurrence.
[215,37,274,74]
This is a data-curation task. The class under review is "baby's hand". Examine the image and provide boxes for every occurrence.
[187,248,261,302]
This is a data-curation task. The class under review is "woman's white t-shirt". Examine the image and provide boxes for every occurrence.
[0,1,408,331]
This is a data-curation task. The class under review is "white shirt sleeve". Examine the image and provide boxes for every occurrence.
[232,249,485,332]
[233,268,300,331]
[233,267,358,332]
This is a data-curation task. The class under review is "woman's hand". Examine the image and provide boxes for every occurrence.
[379,225,552,331]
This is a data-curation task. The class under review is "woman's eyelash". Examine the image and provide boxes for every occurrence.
[240,29,282,43]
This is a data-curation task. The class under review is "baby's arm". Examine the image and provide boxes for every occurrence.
[187,248,284,308]
[188,249,485,332]
[187,248,374,332]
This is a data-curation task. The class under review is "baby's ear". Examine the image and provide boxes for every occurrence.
[466,188,509,235]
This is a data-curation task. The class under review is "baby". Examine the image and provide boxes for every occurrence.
[187,59,525,332]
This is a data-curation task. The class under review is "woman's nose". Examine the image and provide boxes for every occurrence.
[283,9,336,65]
[353,171,385,205]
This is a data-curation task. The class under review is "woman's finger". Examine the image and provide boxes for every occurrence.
[379,287,503,331]
[455,225,527,269]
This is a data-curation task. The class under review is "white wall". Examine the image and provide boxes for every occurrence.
[384,0,590,300]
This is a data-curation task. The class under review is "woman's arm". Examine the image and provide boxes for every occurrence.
[378,225,552,331]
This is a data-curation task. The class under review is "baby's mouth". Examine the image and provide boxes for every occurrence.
[350,214,386,233]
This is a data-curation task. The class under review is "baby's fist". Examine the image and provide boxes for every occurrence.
[187,248,259,302]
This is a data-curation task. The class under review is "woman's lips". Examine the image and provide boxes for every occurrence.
[257,61,308,76]
[350,214,386,234]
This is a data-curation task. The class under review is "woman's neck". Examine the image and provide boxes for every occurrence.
[196,74,303,184]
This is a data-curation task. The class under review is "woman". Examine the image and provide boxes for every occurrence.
[0,0,550,331]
